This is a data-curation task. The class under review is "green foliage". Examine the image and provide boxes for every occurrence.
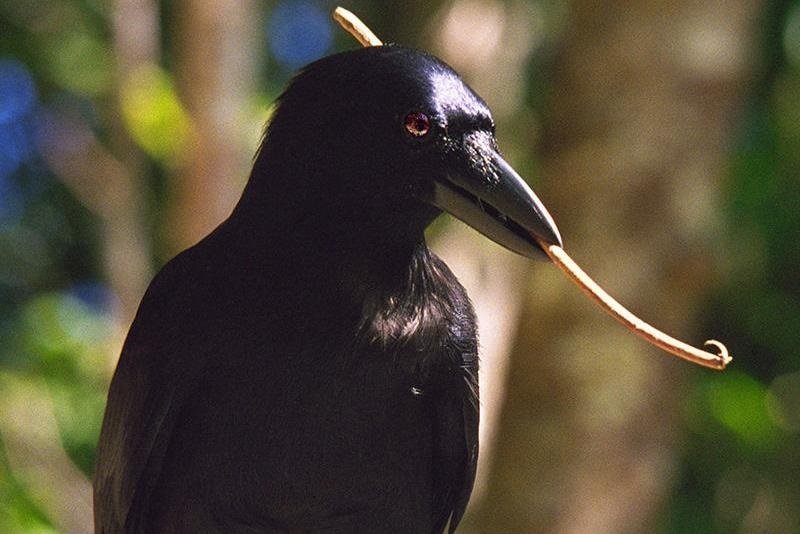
[661,2,800,531]
[121,65,191,163]
[703,370,781,450]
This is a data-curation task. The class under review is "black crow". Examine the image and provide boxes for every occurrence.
[94,45,561,533]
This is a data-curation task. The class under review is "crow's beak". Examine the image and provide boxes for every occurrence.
[431,134,562,259]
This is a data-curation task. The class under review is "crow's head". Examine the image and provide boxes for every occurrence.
[244,45,561,258]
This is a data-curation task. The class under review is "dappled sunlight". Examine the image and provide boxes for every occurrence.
[120,65,193,164]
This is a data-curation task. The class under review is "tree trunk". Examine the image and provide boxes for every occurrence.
[467,1,762,532]
[170,0,260,252]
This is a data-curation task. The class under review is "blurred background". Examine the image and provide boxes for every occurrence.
[0,0,798,532]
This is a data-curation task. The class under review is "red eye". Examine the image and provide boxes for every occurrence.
[404,112,431,137]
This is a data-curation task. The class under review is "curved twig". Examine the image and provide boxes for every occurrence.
[333,7,383,47]
[543,244,731,370]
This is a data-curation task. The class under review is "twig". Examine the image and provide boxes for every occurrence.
[333,7,383,47]
[542,244,731,370]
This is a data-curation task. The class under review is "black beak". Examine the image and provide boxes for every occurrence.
[431,135,562,259]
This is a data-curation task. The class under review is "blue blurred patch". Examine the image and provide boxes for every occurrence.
[69,282,114,314]
[0,117,35,222]
[0,59,36,125]
[0,171,22,222]
[0,60,37,221]
[0,116,35,165]
[268,1,333,70]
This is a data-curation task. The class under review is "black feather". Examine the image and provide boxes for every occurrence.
[94,45,488,533]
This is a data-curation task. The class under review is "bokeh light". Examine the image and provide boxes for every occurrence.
[0,59,36,124]
[46,32,113,96]
[0,117,35,171]
[0,59,37,220]
[704,370,780,449]
[120,65,191,163]
[784,3,800,70]
[69,281,114,315]
[0,171,22,222]
[267,1,332,70]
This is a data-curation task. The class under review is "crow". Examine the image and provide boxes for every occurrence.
[94,44,561,533]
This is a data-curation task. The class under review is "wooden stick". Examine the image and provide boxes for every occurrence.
[333,7,383,47]
[542,244,731,370]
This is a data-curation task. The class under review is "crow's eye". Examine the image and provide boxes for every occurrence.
[404,112,431,138]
